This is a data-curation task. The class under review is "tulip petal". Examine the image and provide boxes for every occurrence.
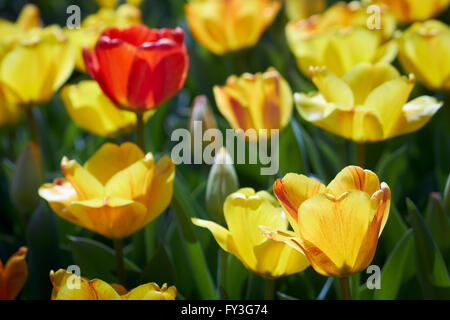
[310,66,354,108]
[84,142,145,185]
[61,157,104,200]
[298,191,376,277]
[326,166,381,198]
[68,197,147,239]
[259,226,306,254]
[0,247,27,300]
[121,283,177,300]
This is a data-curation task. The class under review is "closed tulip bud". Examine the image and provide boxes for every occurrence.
[83,25,188,111]
[295,63,442,142]
[10,142,43,215]
[398,20,450,91]
[284,0,327,21]
[194,188,310,278]
[369,0,450,24]
[50,269,176,300]
[61,81,153,137]
[286,1,397,77]
[189,95,217,143]
[184,0,281,55]
[0,25,74,106]
[264,166,390,277]
[205,148,239,224]
[213,67,293,141]
[39,142,175,239]
[0,247,28,300]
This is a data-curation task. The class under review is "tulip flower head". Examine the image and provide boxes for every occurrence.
[286,1,397,77]
[284,0,327,21]
[83,24,189,111]
[0,247,28,300]
[184,0,281,55]
[193,188,310,278]
[263,166,390,278]
[39,142,175,239]
[398,20,450,91]
[295,63,442,142]
[50,269,176,300]
[369,0,450,24]
[213,68,293,141]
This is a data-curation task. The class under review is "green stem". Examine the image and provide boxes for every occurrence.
[113,239,126,286]
[218,250,228,299]
[26,107,39,145]
[356,143,365,168]
[136,111,146,151]
[339,277,351,300]
[264,279,276,300]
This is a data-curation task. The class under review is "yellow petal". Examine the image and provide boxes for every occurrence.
[0,247,28,300]
[259,226,305,254]
[68,197,147,239]
[298,191,376,277]
[61,157,104,200]
[121,283,177,300]
[310,66,354,108]
[326,166,381,198]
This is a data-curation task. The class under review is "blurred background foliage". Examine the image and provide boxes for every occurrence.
[0,0,449,300]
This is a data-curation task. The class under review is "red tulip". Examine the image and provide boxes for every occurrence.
[83,24,189,111]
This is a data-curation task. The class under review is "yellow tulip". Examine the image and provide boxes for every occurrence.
[66,4,141,72]
[369,0,450,24]
[0,4,41,38]
[286,1,397,77]
[39,142,175,239]
[184,0,281,55]
[61,80,153,137]
[0,86,21,127]
[192,188,310,278]
[398,20,450,91]
[295,63,442,142]
[0,25,74,106]
[50,269,176,300]
[262,166,390,278]
[96,0,119,9]
[284,0,327,21]
[213,67,293,140]
[0,247,28,300]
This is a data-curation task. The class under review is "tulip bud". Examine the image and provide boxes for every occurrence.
[189,95,217,149]
[10,142,43,216]
[205,148,239,224]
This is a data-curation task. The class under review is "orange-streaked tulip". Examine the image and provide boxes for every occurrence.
[398,20,450,91]
[286,1,397,77]
[192,188,310,278]
[50,269,176,300]
[369,0,450,24]
[284,0,327,21]
[61,80,153,137]
[66,4,141,72]
[0,4,41,38]
[83,24,188,111]
[184,0,281,55]
[0,25,74,106]
[0,247,28,300]
[213,67,293,140]
[38,142,175,239]
[295,63,442,142]
[262,166,390,277]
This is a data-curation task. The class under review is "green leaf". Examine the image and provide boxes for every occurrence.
[407,199,450,298]
[375,229,414,300]
[139,244,176,286]
[425,193,450,258]
[67,236,141,285]
[381,204,408,254]
[225,254,248,299]
[279,122,308,176]
[375,145,407,203]
[443,172,450,214]
[172,174,218,299]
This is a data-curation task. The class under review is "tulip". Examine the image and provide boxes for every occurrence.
[0,247,28,300]
[262,166,390,278]
[39,142,175,239]
[184,0,281,55]
[0,25,74,106]
[61,80,153,137]
[284,0,327,21]
[0,4,41,38]
[286,1,397,77]
[66,4,142,72]
[0,86,21,128]
[189,95,217,141]
[193,188,310,278]
[369,0,450,24]
[213,67,293,140]
[398,20,450,91]
[295,63,442,142]
[83,24,188,111]
[96,0,119,9]
[50,269,176,300]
